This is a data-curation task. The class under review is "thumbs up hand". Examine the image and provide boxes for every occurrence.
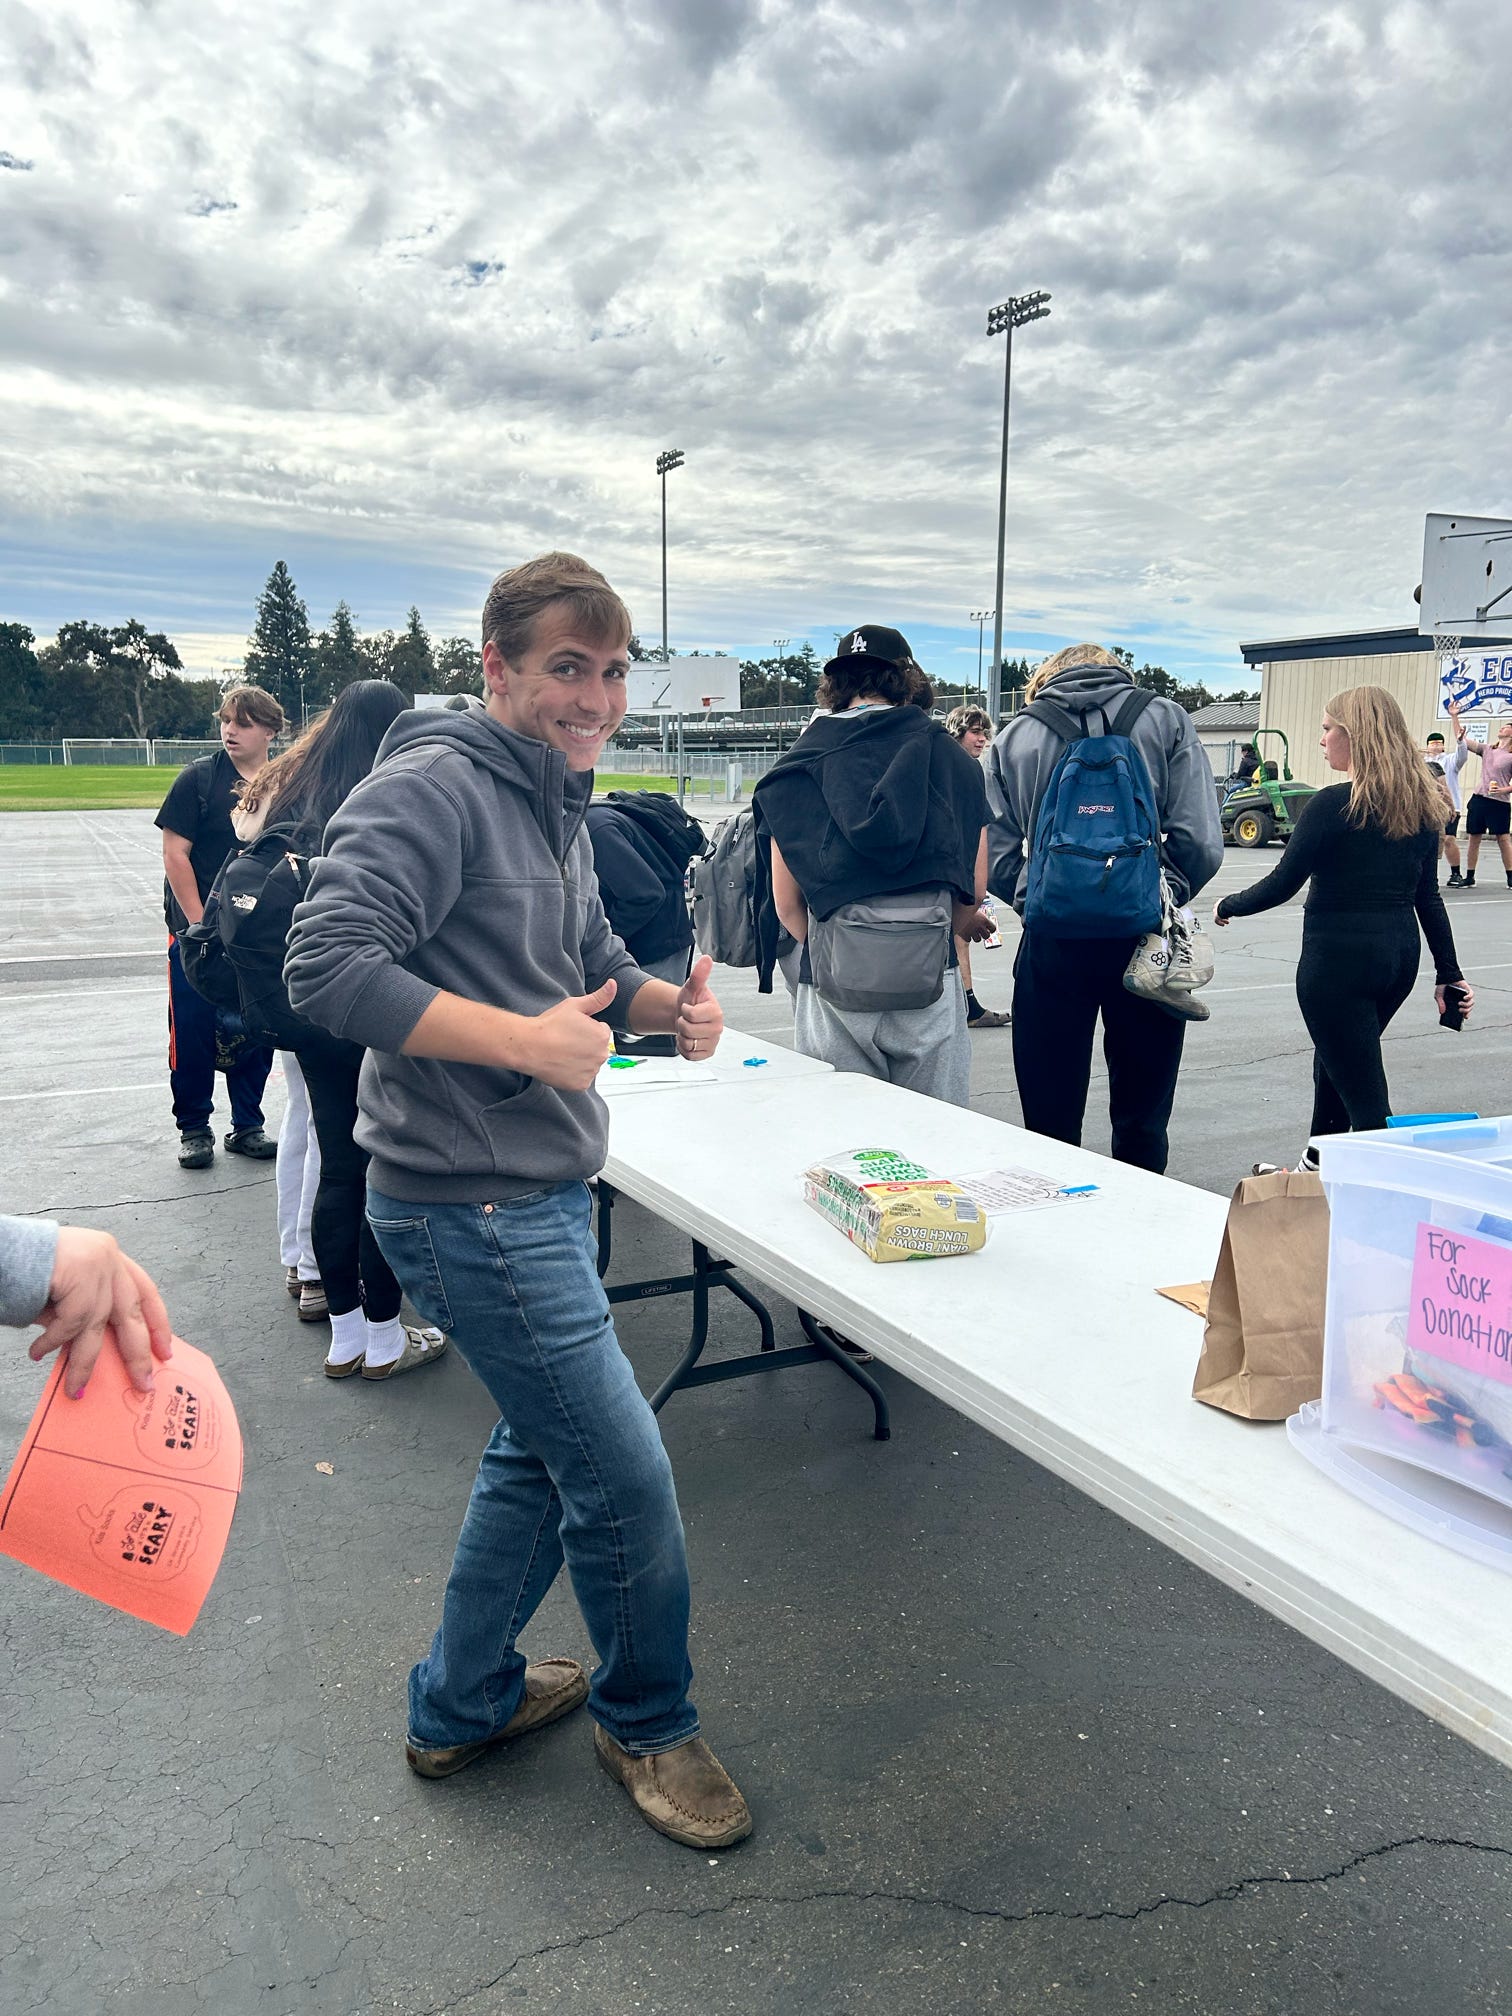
[675,955,724,1061]
[528,978,617,1090]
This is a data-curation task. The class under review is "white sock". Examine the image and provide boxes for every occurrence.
[363,1315,406,1369]
[327,1308,367,1365]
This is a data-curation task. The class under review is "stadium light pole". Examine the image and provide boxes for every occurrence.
[773,636,790,749]
[656,450,685,798]
[656,449,684,663]
[971,608,995,694]
[985,292,1050,721]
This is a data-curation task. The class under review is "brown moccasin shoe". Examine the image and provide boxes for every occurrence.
[405,1657,589,1780]
[593,1724,752,1849]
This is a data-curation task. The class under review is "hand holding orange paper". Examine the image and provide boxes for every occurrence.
[0,1331,242,1634]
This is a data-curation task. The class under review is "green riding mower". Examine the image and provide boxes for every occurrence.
[1219,729,1317,848]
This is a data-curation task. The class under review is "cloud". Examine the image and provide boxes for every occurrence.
[0,0,1508,689]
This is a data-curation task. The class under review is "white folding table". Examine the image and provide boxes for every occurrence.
[592,1031,893,1428]
[600,1048,1512,1771]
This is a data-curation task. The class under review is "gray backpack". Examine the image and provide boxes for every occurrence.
[806,888,954,1012]
[692,809,760,968]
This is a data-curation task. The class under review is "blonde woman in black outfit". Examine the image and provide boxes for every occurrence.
[1214,685,1473,1167]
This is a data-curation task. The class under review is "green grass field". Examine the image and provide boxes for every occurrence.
[0,765,678,812]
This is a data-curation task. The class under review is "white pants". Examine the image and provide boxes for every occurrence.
[275,1051,321,1279]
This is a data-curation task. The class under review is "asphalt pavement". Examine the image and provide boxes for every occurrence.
[1,809,1510,2016]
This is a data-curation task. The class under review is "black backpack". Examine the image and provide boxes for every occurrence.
[602,790,711,876]
[207,827,318,1049]
[177,883,243,1014]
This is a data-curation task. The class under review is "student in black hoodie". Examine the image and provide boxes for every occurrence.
[752,627,990,1107]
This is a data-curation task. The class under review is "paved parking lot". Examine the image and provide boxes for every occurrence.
[1,810,1509,2015]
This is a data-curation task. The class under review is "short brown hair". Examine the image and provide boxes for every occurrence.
[218,684,285,733]
[945,704,992,739]
[481,552,632,663]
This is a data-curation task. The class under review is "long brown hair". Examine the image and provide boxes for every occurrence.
[237,679,408,835]
[1325,685,1447,841]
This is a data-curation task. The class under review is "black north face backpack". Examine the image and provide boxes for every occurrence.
[602,790,712,876]
[205,827,318,1048]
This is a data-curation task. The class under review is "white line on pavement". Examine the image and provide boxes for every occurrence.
[0,988,162,1008]
[0,1083,162,1102]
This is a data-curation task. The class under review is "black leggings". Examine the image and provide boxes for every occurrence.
[1295,913,1419,1137]
[295,1038,403,1322]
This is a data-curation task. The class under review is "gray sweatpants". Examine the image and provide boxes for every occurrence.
[793,979,972,1108]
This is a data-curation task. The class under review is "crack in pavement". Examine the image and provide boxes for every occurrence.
[28,1175,278,1215]
[411,1833,1511,2013]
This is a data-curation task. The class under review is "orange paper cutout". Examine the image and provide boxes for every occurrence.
[0,1333,242,1635]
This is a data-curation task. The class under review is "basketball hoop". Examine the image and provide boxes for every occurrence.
[1433,630,1462,724]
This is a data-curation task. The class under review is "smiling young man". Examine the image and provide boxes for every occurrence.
[284,552,750,1850]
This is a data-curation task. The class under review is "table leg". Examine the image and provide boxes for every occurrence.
[798,1310,891,1441]
[595,1189,889,1440]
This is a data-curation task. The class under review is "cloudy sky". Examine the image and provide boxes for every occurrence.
[1,0,1508,691]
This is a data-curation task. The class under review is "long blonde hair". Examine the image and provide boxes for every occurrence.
[1023,643,1125,705]
[1325,685,1446,841]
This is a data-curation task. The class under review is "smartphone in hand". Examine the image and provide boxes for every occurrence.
[1439,982,1469,1033]
[613,1031,678,1058]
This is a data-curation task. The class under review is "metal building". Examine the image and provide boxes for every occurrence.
[1239,627,1512,789]
[1187,697,1260,778]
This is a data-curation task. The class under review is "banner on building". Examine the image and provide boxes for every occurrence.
[1441,651,1512,717]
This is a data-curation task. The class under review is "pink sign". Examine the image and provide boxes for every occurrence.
[1407,1224,1512,1385]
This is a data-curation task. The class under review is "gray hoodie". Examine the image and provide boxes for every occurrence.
[284,701,653,1203]
[0,1215,58,1327]
[984,664,1225,912]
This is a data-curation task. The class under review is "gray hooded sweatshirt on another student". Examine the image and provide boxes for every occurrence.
[984,662,1225,913]
[284,700,653,1204]
[0,1215,59,1327]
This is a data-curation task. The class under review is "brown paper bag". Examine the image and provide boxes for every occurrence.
[1192,1169,1329,1420]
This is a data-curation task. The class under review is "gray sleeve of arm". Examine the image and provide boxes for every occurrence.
[1160,713,1226,902]
[0,1216,60,1328]
[983,735,1027,905]
[284,767,462,1053]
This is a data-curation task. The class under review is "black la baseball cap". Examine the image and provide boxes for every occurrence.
[824,625,915,675]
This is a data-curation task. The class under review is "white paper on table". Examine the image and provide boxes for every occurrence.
[952,1166,1073,1215]
[596,1058,719,1094]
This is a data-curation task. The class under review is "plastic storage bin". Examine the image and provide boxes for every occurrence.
[1288,1117,1512,1572]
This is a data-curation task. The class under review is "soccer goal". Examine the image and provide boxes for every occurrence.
[61,738,153,766]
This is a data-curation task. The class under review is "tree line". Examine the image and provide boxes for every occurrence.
[0,561,482,741]
[0,558,1252,742]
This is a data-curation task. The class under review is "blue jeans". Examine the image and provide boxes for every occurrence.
[167,936,272,1135]
[366,1180,698,1757]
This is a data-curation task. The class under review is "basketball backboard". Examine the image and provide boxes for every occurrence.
[1419,513,1512,638]
[625,657,738,713]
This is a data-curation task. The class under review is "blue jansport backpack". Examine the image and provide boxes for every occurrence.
[1021,688,1163,938]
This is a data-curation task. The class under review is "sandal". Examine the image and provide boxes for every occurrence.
[360,1325,449,1381]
